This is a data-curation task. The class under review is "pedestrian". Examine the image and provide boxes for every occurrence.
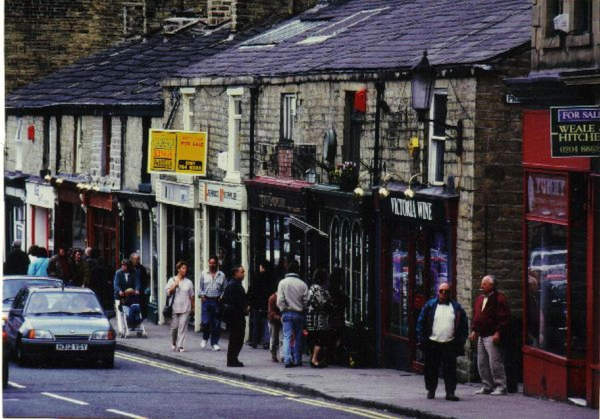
[277,260,308,368]
[4,240,30,275]
[416,282,468,402]
[247,260,273,349]
[165,261,195,352]
[328,268,348,365]
[307,268,333,368]
[71,249,91,287]
[48,246,73,283]
[27,247,50,277]
[198,255,227,351]
[267,290,283,362]
[113,259,141,336]
[27,244,39,264]
[222,265,249,367]
[470,275,511,396]
[130,252,149,318]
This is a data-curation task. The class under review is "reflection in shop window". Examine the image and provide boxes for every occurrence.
[527,221,567,355]
[390,236,409,337]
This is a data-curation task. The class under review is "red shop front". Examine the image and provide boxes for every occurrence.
[522,110,598,407]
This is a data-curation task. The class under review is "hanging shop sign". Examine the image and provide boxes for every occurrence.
[551,106,600,157]
[198,181,247,211]
[148,129,208,175]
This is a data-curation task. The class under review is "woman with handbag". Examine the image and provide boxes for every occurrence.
[165,261,195,352]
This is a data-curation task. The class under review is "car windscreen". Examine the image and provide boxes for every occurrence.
[3,279,61,301]
[26,292,103,315]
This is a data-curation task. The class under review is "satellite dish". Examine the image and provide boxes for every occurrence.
[323,128,337,166]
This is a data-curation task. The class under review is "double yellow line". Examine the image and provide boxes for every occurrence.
[116,353,399,419]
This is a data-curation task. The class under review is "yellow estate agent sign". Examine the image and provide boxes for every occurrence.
[148,129,208,175]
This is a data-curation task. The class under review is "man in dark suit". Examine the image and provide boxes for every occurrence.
[416,282,468,401]
[4,240,30,275]
[223,265,249,367]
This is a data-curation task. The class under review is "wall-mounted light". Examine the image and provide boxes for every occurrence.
[404,172,422,199]
[54,177,64,186]
[353,171,371,197]
[411,51,463,155]
[377,173,401,199]
[305,167,318,184]
[44,174,52,183]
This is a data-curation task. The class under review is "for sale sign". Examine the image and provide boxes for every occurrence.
[551,106,600,157]
[148,129,208,175]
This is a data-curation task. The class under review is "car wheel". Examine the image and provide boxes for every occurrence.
[16,343,28,367]
[102,356,114,369]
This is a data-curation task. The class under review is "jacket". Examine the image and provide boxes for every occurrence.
[267,292,281,325]
[276,273,308,313]
[472,291,510,338]
[113,269,141,300]
[416,298,468,356]
[222,280,248,319]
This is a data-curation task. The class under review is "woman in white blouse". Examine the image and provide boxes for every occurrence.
[166,261,195,352]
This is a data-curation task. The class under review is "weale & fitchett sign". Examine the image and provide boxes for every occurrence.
[148,129,208,175]
[551,106,600,157]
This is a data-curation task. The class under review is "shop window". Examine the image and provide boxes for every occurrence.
[343,91,363,167]
[103,116,112,176]
[390,235,409,337]
[428,90,448,185]
[280,93,296,142]
[209,207,242,277]
[166,206,195,278]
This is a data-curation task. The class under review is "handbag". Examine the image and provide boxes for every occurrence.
[163,283,176,317]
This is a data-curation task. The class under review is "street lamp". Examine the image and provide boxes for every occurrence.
[410,51,463,153]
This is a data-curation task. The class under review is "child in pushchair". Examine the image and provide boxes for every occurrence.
[119,288,147,338]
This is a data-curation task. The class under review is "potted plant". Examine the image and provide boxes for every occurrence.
[332,161,358,192]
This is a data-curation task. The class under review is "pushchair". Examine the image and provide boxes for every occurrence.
[117,290,147,338]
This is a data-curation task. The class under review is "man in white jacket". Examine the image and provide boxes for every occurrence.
[277,260,308,368]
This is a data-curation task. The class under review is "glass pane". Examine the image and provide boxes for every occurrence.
[527,221,567,355]
[432,93,448,137]
[430,231,449,291]
[569,174,587,358]
[526,173,568,221]
[390,233,409,337]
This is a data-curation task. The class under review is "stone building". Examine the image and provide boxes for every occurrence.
[4,0,316,324]
[163,0,532,378]
[506,0,600,408]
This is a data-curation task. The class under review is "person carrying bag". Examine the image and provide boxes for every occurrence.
[165,261,195,352]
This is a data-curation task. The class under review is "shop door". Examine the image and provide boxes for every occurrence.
[92,209,118,269]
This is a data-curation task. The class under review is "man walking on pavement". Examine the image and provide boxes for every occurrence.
[277,260,308,368]
[470,275,511,396]
[4,240,30,275]
[223,265,249,367]
[198,255,227,351]
[416,282,468,401]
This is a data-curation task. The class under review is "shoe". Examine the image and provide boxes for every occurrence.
[247,342,257,348]
[427,391,435,399]
[310,361,318,368]
[171,345,177,351]
[445,394,460,402]
[263,345,269,350]
[475,387,493,395]
[200,340,207,349]
[178,347,185,352]
[295,362,303,367]
[227,361,244,367]
[212,344,220,351]
[491,389,507,396]
[272,356,279,363]
[284,363,295,368]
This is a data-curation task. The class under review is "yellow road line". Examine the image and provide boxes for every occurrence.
[287,397,400,419]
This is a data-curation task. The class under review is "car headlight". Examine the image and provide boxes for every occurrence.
[27,329,54,339]
[91,330,115,340]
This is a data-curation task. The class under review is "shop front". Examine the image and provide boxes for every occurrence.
[155,179,201,326]
[5,173,27,254]
[246,177,312,283]
[86,191,119,270]
[379,186,458,371]
[25,178,56,253]
[56,183,87,253]
[521,110,597,406]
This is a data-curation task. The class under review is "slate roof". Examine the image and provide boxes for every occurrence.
[176,0,531,80]
[5,23,244,113]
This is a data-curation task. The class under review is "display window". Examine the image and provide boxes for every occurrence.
[209,207,242,277]
[166,206,195,278]
[524,171,587,359]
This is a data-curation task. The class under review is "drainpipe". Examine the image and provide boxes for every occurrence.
[374,191,382,367]
[249,86,258,179]
[374,82,384,185]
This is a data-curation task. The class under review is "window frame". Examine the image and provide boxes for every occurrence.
[427,89,448,186]
[280,93,296,143]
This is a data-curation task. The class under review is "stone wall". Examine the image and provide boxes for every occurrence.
[233,0,318,31]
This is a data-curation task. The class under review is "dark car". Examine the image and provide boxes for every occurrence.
[6,286,116,368]
[3,276,63,321]
[3,323,8,389]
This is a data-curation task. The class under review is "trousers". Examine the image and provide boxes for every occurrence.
[477,336,507,391]
[423,340,458,395]
[170,311,191,349]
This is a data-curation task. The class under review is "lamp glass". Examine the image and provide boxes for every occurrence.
[305,168,317,184]
[410,52,436,119]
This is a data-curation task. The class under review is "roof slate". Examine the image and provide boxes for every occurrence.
[6,24,243,111]
[177,0,531,79]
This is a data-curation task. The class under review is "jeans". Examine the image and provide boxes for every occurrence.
[282,311,305,365]
[201,299,222,345]
[250,309,269,346]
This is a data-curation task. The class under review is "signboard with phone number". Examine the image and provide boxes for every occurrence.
[148,129,208,175]
[551,106,600,157]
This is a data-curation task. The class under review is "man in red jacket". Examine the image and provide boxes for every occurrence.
[469,275,510,396]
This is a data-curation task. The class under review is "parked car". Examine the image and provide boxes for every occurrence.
[6,286,116,368]
[3,322,8,389]
[3,276,63,321]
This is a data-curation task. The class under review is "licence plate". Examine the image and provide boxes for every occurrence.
[56,343,88,351]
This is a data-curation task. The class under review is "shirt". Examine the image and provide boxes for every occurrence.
[430,303,456,343]
[198,270,227,299]
[166,277,194,314]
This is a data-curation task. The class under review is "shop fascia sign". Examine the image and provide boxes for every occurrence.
[388,195,444,224]
[551,106,600,157]
[25,182,56,209]
[156,180,197,208]
[148,129,208,175]
[199,181,247,211]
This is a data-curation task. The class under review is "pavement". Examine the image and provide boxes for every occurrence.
[113,320,597,419]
